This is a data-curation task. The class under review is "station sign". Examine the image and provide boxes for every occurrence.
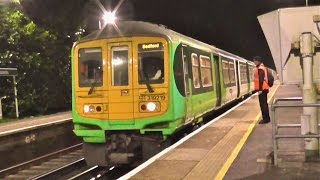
[0,68,18,76]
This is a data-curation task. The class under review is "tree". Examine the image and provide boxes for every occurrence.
[0,2,77,117]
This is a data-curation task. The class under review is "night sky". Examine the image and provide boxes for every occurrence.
[21,0,320,69]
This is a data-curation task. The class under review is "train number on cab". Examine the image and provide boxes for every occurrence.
[139,94,165,101]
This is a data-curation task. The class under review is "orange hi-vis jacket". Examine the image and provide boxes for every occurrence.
[254,64,269,91]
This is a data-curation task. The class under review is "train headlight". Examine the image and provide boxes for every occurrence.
[89,105,95,112]
[84,105,90,113]
[146,102,156,112]
[84,105,96,113]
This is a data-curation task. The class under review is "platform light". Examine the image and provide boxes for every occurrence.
[102,11,116,25]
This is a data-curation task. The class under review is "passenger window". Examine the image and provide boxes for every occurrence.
[78,48,103,87]
[240,64,247,84]
[249,67,254,81]
[229,61,235,83]
[111,46,129,86]
[222,60,230,85]
[200,55,213,87]
[192,54,200,88]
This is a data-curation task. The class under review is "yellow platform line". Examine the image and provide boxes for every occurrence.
[215,85,280,180]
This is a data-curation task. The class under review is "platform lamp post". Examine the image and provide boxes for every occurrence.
[13,75,19,118]
[0,96,7,120]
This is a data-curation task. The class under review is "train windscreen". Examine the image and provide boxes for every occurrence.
[111,46,129,86]
[138,43,164,84]
[78,48,103,87]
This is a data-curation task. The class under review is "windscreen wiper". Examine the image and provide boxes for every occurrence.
[140,70,154,93]
[145,75,154,93]
[88,81,96,95]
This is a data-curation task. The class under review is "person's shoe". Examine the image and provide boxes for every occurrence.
[259,120,270,124]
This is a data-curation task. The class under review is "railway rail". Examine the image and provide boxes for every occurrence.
[0,144,84,179]
[0,115,80,170]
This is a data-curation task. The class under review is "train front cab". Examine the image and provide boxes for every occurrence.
[72,37,174,166]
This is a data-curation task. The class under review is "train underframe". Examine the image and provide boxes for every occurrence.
[83,131,171,167]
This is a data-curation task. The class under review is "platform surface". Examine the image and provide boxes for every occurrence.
[225,84,320,179]
[0,111,71,136]
[121,83,278,180]
[122,82,320,180]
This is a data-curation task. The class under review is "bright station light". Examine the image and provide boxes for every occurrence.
[102,11,116,25]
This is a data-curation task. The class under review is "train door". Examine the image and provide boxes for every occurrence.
[229,59,237,100]
[182,45,193,124]
[107,42,134,124]
[213,55,221,106]
[235,60,240,97]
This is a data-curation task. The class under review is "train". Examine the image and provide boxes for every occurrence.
[71,21,256,167]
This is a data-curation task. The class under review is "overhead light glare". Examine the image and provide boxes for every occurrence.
[102,11,116,25]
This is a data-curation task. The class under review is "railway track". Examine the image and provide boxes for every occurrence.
[0,144,85,179]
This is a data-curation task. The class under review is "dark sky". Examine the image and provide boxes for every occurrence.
[128,0,320,69]
[21,0,320,69]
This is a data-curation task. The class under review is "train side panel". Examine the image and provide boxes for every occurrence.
[172,43,218,126]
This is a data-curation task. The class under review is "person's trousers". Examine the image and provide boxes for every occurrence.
[258,91,270,122]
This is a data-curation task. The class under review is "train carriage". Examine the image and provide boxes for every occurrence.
[71,21,255,167]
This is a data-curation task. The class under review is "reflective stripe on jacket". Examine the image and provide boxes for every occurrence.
[254,64,269,91]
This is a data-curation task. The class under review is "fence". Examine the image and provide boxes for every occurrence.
[271,97,320,166]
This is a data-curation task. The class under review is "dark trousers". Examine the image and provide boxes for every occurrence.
[258,90,270,122]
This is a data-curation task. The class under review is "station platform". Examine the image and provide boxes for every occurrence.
[120,82,320,179]
[0,111,71,136]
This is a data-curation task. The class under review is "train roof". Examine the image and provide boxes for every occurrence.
[77,21,213,48]
[77,21,251,63]
[78,21,171,42]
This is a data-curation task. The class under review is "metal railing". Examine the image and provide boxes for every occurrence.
[271,97,320,166]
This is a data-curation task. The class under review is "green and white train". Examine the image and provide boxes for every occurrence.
[71,21,255,166]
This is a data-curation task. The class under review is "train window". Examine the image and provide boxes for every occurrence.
[111,46,129,86]
[173,44,186,96]
[191,53,200,88]
[229,61,235,83]
[200,55,213,87]
[249,66,254,81]
[78,48,103,87]
[222,60,230,85]
[138,43,164,84]
[183,48,190,95]
[240,63,248,84]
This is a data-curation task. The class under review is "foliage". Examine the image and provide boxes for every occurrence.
[0,3,80,117]
[20,0,87,33]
